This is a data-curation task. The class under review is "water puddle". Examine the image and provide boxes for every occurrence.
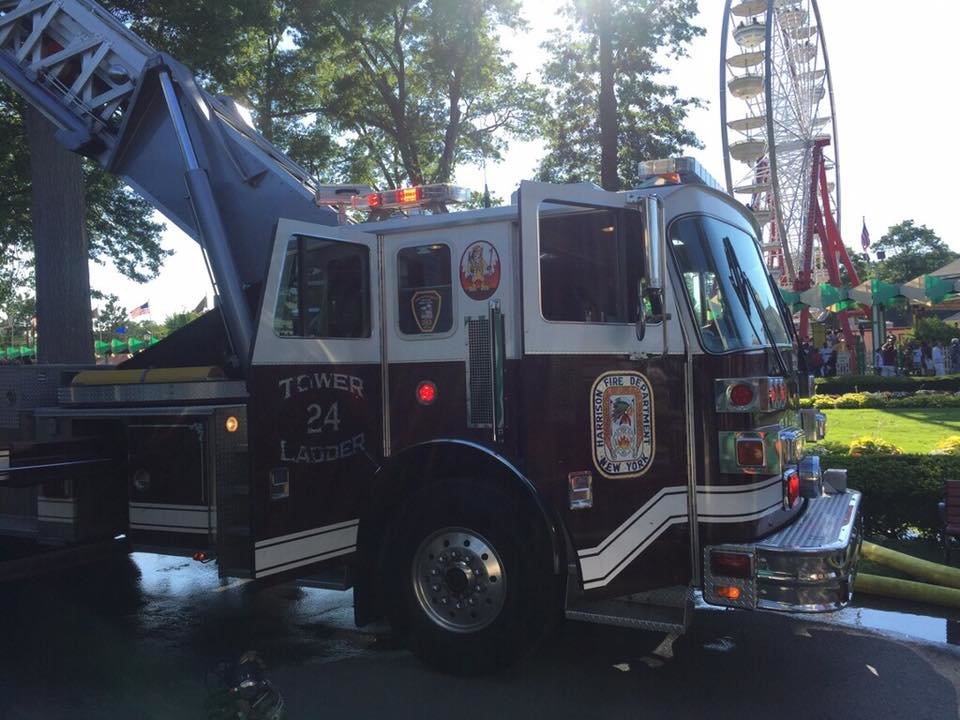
[829,595,960,647]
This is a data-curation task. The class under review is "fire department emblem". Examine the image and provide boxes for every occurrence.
[411,290,442,333]
[459,241,501,301]
[591,372,655,478]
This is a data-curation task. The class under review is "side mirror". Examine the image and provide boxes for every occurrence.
[643,195,665,292]
[637,195,664,342]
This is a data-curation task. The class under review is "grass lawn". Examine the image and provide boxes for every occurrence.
[824,408,960,453]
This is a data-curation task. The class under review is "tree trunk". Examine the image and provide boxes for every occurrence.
[24,105,94,364]
[597,0,618,191]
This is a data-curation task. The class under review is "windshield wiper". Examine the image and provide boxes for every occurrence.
[723,237,790,377]
[722,236,764,345]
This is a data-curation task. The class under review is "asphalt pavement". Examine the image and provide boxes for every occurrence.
[1,551,957,720]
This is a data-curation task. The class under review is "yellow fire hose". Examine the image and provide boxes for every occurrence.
[861,540,960,590]
[854,573,960,610]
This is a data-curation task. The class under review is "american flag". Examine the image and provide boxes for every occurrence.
[861,218,871,251]
[129,302,150,319]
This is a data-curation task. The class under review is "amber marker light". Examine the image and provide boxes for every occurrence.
[715,585,742,601]
[416,381,437,405]
[225,416,239,433]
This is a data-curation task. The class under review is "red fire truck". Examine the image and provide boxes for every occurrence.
[0,0,859,674]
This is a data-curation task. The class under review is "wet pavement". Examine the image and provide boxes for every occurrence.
[1,550,959,719]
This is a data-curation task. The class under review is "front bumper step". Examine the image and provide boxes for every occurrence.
[704,489,862,612]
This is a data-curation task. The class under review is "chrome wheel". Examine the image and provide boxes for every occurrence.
[411,527,506,633]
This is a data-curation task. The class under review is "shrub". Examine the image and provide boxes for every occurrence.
[834,392,868,409]
[803,391,960,409]
[815,374,960,395]
[932,435,960,456]
[848,436,903,456]
[821,453,960,539]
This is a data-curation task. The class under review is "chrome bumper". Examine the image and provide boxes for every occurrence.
[704,488,862,612]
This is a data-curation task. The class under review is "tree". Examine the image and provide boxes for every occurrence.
[840,247,871,286]
[292,0,544,188]
[872,220,958,285]
[164,311,202,334]
[536,0,704,190]
[111,0,342,178]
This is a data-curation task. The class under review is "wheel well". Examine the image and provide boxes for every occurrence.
[353,439,569,626]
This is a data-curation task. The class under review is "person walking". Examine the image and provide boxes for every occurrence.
[881,341,897,377]
[933,340,946,376]
[950,338,960,374]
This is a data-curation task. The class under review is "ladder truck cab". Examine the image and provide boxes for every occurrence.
[0,0,860,673]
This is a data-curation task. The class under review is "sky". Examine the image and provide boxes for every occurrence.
[89,0,960,321]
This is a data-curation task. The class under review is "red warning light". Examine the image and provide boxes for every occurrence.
[416,381,437,405]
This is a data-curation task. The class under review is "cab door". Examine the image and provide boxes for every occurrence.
[247,218,382,579]
[517,181,691,598]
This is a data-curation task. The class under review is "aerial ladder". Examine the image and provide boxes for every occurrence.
[0,0,366,373]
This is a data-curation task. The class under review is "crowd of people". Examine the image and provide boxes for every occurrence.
[800,329,851,377]
[884,336,960,377]
[799,329,960,377]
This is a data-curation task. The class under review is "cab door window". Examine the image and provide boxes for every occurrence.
[273,235,371,338]
[397,244,453,335]
[539,206,644,324]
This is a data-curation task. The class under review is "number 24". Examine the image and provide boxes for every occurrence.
[307,402,341,434]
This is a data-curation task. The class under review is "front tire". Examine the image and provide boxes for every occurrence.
[382,481,559,674]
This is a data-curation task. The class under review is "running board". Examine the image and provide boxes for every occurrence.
[565,586,692,633]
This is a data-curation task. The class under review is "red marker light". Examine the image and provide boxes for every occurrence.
[729,383,754,407]
[416,381,437,405]
[710,551,752,579]
[786,472,800,508]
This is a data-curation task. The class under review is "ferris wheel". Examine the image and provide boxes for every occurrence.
[719,0,841,290]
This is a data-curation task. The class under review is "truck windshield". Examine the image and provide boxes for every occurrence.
[671,215,790,353]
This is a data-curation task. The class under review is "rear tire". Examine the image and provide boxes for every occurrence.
[381,481,559,674]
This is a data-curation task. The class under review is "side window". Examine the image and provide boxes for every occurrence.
[273,235,371,338]
[539,206,644,324]
[397,244,453,335]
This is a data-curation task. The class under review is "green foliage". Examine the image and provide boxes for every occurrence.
[94,294,166,340]
[932,436,960,456]
[805,392,960,409]
[912,317,960,345]
[293,0,544,188]
[536,0,703,188]
[815,374,960,394]
[847,435,902,456]
[0,86,169,296]
[164,311,201,333]
[872,219,958,285]
[821,452,957,539]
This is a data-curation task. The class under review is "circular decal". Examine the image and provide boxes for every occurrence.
[459,241,501,301]
[590,372,655,479]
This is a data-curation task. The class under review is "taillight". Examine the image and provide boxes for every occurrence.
[785,470,800,508]
[736,435,765,467]
[729,383,754,407]
[710,551,753,579]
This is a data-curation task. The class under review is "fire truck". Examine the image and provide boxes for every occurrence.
[0,0,860,673]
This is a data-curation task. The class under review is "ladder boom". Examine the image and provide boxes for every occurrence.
[0,0,349,347]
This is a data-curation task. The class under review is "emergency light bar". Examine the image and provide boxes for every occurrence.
[316,183,471,213]
[636,157,723,192]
